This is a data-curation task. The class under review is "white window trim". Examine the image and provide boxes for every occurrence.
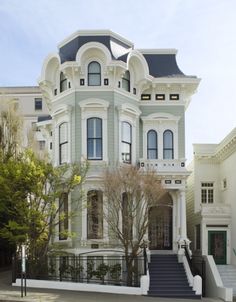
[52,105,72,166]
[142,112,180,160]
[118,103,141,165]
[201,182,214,204]
[79,99,109,162]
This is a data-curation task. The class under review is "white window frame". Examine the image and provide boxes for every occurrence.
[142,113,180,160]
[79,99,109,162]
[201,182,214,204]
[52,105,72,166]
[118,103,141,165]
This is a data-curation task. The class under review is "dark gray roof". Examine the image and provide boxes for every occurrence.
[143,54,185,77]
[38,115,52,122]
[59,35,131,63]
[59,34,189,78]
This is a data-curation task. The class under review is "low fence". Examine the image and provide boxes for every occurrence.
[13,254,145,287]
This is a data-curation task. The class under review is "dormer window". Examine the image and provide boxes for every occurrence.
[60,72,67,93]
[88,61,101,86]
[122,70,130,92]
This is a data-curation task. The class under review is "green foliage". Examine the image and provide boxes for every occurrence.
[109,263,121,281]
[94,263,109,282]
[0,149,88,260]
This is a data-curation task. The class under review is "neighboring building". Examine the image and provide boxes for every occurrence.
[38,30,200,255]
[186,128,236,265]
[0,86,51,154]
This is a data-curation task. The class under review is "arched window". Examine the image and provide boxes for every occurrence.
[87,118,102,160]
[88,61,101,86]
[122,70,130,92]
[87,190,103,239]
[147,130,158,159]
[122,192,132,240]
[163,130,174,159]
[59,193,68,240]
[59,122,68,164]
[121,122,132,164]
[60,72,67,92]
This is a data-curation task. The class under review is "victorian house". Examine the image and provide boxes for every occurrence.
[38,30,200,256]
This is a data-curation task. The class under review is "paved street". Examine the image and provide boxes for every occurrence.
[0,269,225,302]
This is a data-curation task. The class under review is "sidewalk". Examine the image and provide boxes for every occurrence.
[0,270,224,302]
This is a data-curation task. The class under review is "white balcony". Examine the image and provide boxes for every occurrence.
[200,203,231,218]
[139,159,187,173]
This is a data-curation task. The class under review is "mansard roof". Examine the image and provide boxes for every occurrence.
[58,30,133,63]
[57,30,193,78]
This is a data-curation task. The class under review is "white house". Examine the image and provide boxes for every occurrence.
[187,128,236,299]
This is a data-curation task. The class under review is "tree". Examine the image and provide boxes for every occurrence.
[0,100,22,160]
[0,150,88,261]
[0,101,88,264]
[102,165,165,285]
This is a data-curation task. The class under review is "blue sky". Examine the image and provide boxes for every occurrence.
[0,0,236,161]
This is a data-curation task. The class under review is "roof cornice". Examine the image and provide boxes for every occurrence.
[58,30,134,49]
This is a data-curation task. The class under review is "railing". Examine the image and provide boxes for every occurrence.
[13,254,145,287]
[183,245,206,297]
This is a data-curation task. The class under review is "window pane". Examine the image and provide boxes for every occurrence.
[95,139,102,158]
[59,123,68,143]
[60,143,68,164]
[87,119,94,138]
[122,72,130,92]
[35,98,42,110]
[148,130,157,148]
[201,189,207,203]
[87,190,103,239]
[88,74,101,86]
[87,139,94,159]
[148,150,157,159]
[164,130,173,148]
[122,142,131,163]
[88,62,101,73]
[122,122,131,143]
[95,118,102,138]
[163,149,173,159]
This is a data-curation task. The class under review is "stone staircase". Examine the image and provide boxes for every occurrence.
[217,265,236,295]
[148,254,201,299]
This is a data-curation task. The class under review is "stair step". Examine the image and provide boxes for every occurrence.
[148,292,201,299]
[148,254,198,299]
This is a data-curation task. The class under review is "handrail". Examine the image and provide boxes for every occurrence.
[143,246,148,275]
[184,244,194,276]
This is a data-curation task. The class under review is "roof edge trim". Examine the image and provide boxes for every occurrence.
[58,30,134,49]
[138,49,178,55]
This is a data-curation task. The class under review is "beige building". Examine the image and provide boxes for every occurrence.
[0,86,50,153]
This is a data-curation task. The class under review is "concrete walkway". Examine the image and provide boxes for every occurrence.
[0,270,223,302]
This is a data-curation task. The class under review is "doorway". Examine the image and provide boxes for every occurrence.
[148,193,173,250]
[208,231,227,264]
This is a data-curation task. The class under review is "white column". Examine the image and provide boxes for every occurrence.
[103,197,109,242]
[81,192,87,243]
[179,190,187,241]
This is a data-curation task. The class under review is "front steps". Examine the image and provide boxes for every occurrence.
[148,254,201,299]
[217,265,236,295]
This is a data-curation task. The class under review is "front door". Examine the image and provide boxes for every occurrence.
[149,205,172,250]
[208,231,227,264]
